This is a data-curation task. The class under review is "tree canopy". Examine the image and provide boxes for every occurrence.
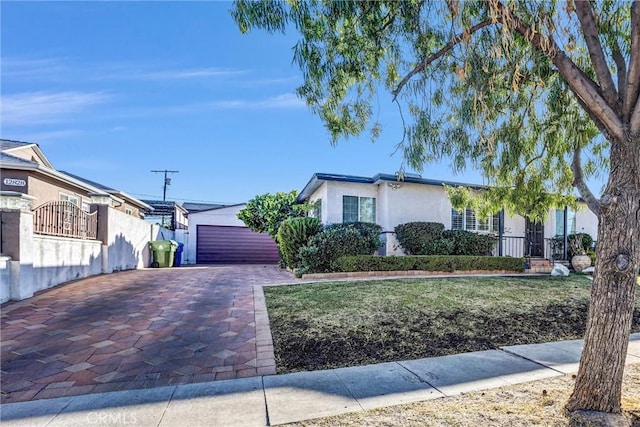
[233,0,638,219]
[237,190,308,239]
[233,0,639,418]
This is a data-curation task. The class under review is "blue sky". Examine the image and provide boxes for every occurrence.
[1,2,597,204]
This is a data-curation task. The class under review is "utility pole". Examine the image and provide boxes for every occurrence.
[151,170,179,201]
[151,170,178,229]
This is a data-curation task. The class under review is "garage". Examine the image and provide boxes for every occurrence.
[196,225,280,264]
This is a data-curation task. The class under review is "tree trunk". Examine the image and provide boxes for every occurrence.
[566,134,640,413]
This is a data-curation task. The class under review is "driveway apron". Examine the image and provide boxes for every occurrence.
[0,265,296,403]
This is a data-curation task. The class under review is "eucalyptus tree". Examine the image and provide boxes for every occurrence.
[232,0,640,418]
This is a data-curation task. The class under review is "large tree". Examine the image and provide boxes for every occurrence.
[237,191,308,240]
[232,0,640,419]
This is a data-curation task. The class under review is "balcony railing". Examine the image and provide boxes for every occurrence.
[33,201,97,240]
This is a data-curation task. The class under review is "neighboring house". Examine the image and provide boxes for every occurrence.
[185,203,279,265]
[62,171,152,218]
[1,139,150,217]
[142,200,188,230]
[0,139,173,303]
[182,202,226,213]
[297,172,599,258]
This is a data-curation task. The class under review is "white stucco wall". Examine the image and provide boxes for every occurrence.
[0,256,11,303]
[107,208,174,271]
[184,204,246,265]
[32,235,102,292]
[309,184,329,224]
[322,181,379,225]
[378,182,453,231]
[574,204,599,241]
[307,178,602,258]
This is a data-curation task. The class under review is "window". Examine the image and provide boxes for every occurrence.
[465,208,476,230]
[82,202,91,213]
[343,196,376,223]
[451,209,464,230]
[125,208,133,216]
[451,207,499,233]
[311,199,322,219]
[555,209,576,236]
[60,192,79,205]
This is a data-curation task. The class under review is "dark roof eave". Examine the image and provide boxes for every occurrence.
[297,172,488,202]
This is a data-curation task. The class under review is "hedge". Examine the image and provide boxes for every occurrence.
[335,255,526,273]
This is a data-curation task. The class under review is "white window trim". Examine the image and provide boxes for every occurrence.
[343,195,376,223]
[60,192,79,206]
[451,208,499,233]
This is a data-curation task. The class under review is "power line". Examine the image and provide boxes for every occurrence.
[151,169,179,201]
[130,192,239,205]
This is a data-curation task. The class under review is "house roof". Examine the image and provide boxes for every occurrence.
[181,202,227,213]
[142,200,188,215]
[186,202,246,215]
[0,151,39,167]
[297,172,488,201]
[1,138,55,169]
[62,171,152,212]
[2,154,113,199]
[0,139,36,151]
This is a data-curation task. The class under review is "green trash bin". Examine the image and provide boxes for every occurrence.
[149,240,178,268]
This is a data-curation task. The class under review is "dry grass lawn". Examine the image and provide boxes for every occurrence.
[284,364,640,426]
[265,275,640,373]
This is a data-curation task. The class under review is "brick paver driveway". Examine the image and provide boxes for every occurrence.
[1,265,297,403]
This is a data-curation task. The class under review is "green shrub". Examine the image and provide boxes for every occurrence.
[422,238,454,256]
[587,250,596,267]
[441,230,497,256]
[394,222,445,255]
[335,255,526,273]
[324,222,383,254]
[298,222,383,274]
[277,217,322,268]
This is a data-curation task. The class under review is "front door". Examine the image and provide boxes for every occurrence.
[525,218,544,257]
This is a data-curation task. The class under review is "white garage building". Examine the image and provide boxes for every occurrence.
[184,204,280,265]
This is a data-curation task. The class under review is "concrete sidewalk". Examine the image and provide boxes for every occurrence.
[2,334,639,427]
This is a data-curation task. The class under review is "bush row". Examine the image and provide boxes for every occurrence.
[335,255,526,273]
[276,220,383,274]
[297,222,383,274]
[394,222,497,256]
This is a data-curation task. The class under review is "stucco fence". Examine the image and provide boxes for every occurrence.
[0,193,175,303]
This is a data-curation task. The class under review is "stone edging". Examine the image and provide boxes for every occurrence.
[252,285,277,376]
[301,270,524,280]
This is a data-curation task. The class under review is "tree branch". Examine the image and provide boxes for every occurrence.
[631,94,640,134]
[624,1,640,120]
[392,2,625,141]
[574,0,619,110]
[572,145,601,215]
[498,2,625,141]
[611,38,627,99]
[392,19,493,100]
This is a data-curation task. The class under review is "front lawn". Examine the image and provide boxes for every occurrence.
[264,275,640,373]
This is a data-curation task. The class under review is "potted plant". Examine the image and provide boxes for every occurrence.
[569,234,591,272]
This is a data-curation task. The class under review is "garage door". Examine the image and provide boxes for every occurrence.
[196,225,280,264]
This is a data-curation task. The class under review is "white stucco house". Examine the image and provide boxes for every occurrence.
[296,172,599,259]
